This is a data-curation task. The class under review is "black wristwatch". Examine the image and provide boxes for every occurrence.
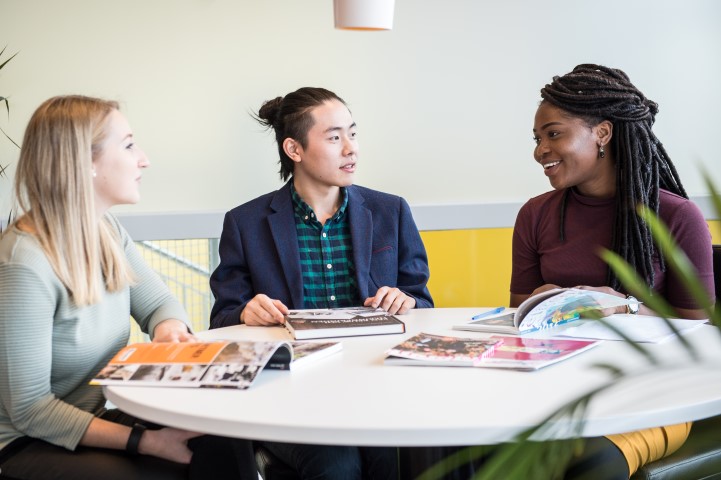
[126,423,147,455]
[626,294,640,315]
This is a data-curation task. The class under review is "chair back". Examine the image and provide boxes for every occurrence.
[713,245,721,314]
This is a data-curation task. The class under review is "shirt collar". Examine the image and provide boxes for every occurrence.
[290,181,349,223]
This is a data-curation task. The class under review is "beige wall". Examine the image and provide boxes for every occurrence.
[1,0,720,216]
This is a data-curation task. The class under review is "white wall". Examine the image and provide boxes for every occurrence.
[1,0,720,216]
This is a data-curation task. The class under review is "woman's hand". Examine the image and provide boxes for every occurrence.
[139,427,202,464]
[511,284,560,308]
[530,284,561,297]
[153,319,196,343]
[364,287,416,315]
[574,285,628,316]
[241,294,289,326]
[81,417,200,464]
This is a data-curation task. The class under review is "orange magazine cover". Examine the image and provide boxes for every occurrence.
[92,340,292,389]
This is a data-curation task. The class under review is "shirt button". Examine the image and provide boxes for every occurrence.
[310,213,315,218]
[322,233,327,238]
[326,264,332,269]
[304,215,309,220]
[330,295,336,301]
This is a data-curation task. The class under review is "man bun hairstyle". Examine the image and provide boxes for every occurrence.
[254,87,347,181]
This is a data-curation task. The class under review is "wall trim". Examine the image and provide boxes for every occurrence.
[1,195,716,240]
[112,194,719,241]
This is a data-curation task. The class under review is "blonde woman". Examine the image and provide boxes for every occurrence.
[0,96,256,479]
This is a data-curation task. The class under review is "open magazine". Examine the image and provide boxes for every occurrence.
[480,336,600,370]
[384,332,503,367]
[384,332,599,370]
[92,340,341,390]
[453,288,635,335]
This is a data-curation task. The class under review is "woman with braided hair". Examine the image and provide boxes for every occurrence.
[511,65,715,477]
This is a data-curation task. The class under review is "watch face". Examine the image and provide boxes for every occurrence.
[627,295,639,314]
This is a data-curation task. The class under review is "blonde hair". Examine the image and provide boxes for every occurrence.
[14,95,134,306]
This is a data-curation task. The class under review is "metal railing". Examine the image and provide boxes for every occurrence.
[129,238,219,343]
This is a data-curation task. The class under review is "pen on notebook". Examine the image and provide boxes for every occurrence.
[471,307,505,320]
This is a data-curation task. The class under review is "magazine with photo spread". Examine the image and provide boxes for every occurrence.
[91,340,294,390]
[453,288,635,335]
[384,332,503,367]
[285,307,405,340]
[478,336,601,371]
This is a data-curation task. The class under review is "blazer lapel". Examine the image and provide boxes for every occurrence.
[348,186,373,301]
[268,182,304,308]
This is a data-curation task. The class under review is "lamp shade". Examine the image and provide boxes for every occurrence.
[333,0,395,31]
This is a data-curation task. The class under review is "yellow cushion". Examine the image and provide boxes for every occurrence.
[606,422,692,475]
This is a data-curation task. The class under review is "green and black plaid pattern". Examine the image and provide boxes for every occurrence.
[291,185,359,308]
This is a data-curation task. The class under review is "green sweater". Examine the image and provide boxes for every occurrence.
[0,216,190,451]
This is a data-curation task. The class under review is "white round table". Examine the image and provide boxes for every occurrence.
[106,308,721,446]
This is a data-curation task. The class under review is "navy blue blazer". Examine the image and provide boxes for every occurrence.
[209,182,433,328]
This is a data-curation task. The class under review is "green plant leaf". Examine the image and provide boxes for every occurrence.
[699,165,721,232]
[637,205,716,323]
[600,249,677,317]
[0,47,18,72]
[419,373,625,480]
[602,232,706,360]
[0,47,20,152]
[0,125,19,149]
[583,306,661,364]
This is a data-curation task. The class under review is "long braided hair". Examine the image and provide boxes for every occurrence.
[540,64,687,290]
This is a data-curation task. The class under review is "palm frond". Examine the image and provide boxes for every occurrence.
[636,204,717,323]
[0,46,20,168]
[1,96,10,118]
[601,249,700,360]
[0,125,19,149]
[0,48,18,72]
[420,369,623,480]
[702,174,721,225]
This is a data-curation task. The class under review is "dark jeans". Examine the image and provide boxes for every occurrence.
[262,440,398,480]
[0,410,258,480]
[399,446,491,480]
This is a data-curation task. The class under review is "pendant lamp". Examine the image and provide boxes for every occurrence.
[333,0,395,31]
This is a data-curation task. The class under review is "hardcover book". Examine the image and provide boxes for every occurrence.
[453,288,635,335]
[285,307,405,340]
[384,332,503,367]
